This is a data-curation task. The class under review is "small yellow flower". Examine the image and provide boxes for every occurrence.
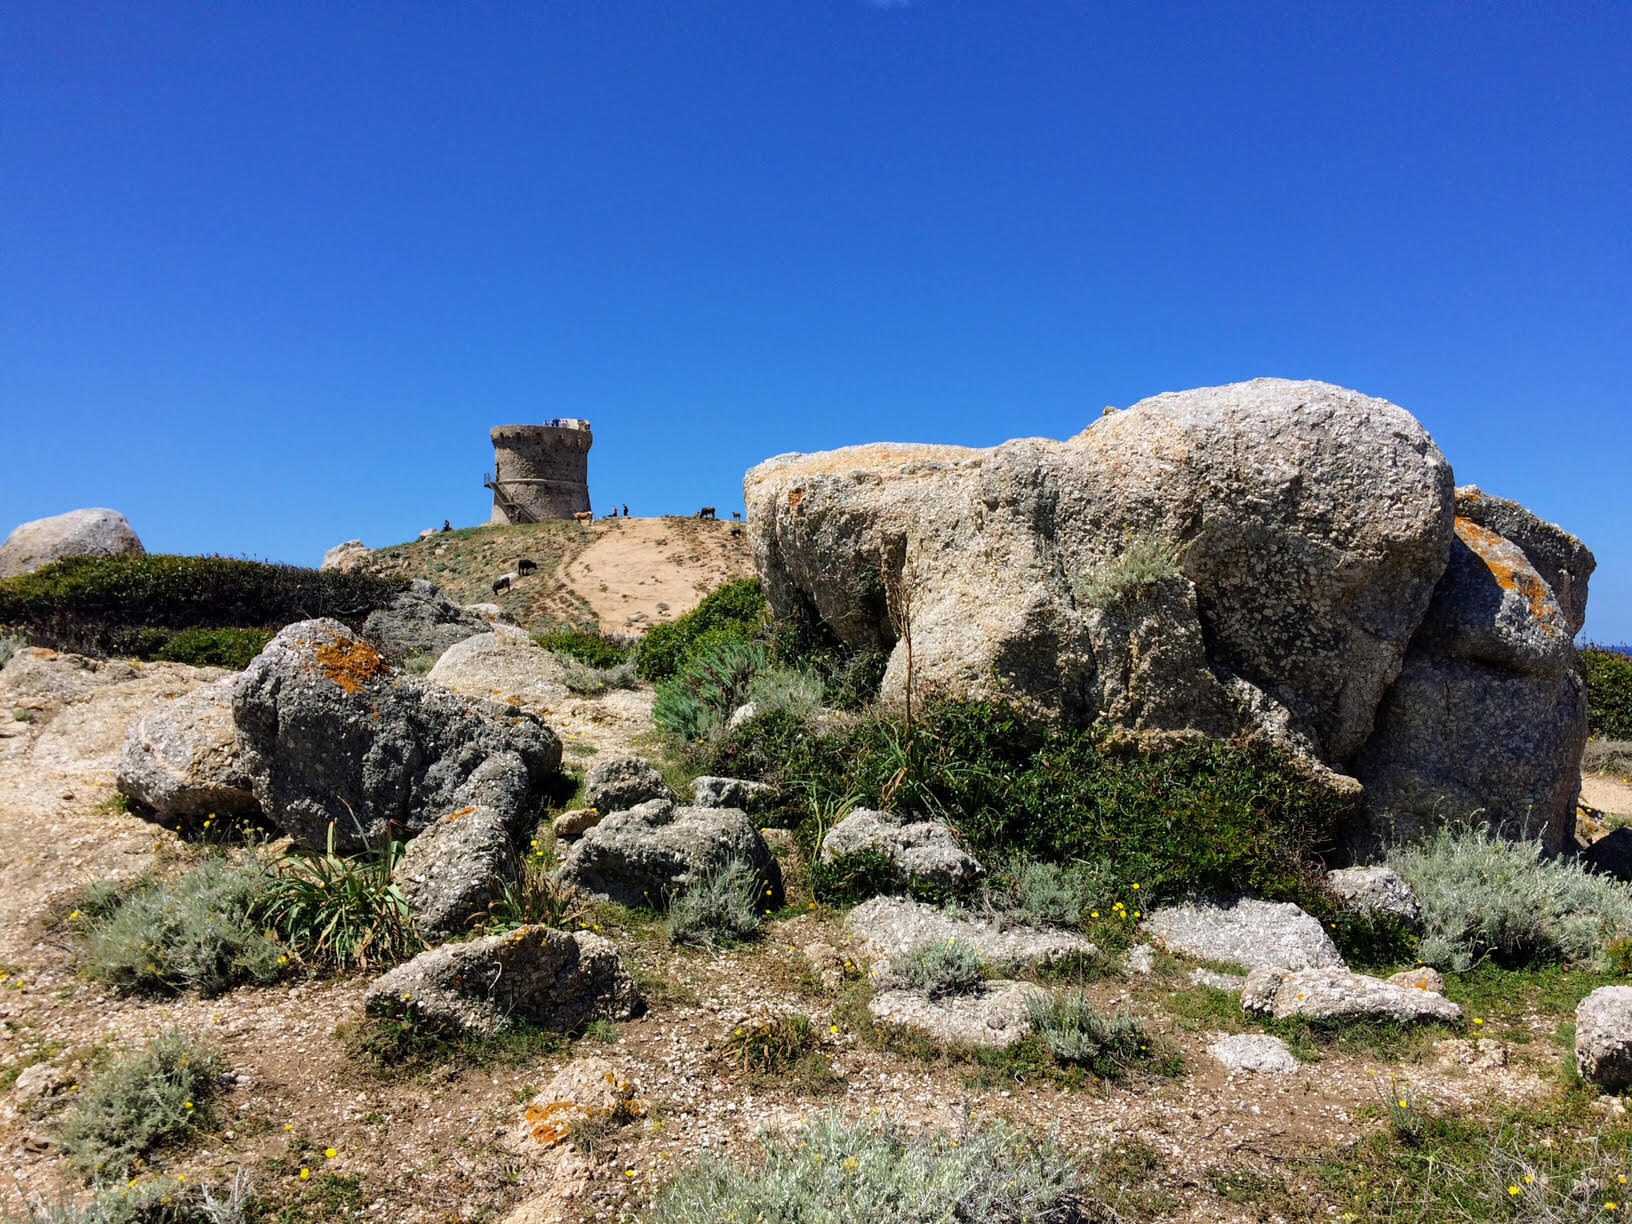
[1621,1176,1628,1185]
[1509,1185,1521,1196]
[1091,912,1099,919]
[1398,1100,1408,1109]
[1607,1203,1618,1213]
[1525,1175,1534,1183]
[1131,883,1140,890]
[830,1024,839,1034]
[808,902,816,910]
[176,1174,185,1183]
[184,1101,193,1110]
[278,955,288,965]
[299,1167,310,1180]
[1473,1017,1484,1026]
[843,1156,859,1171]
[325,1147,337,1159]
[69,910,80,919]
[284,1124,294,1132]
[625,1168,636,1177]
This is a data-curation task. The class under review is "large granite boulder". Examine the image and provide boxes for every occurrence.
[1576,986,1632,1091]
[0,508,144,579]
[555,798,781,909]
[364,926,643,1036]
[320,539,370,573]
[426,631,570,710]
[115,678,259,820]
[361,579,498,665]
[1355,491,1593,852]
[746,379,1454,762]
[394,804,516,938]
[232,619,561,853]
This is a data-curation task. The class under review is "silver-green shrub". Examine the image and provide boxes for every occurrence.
[666,858,767,947]
[1073,532,1181,607]
[1027,991,1162,1078]
[982,856,1116,928]
[1389,824,1632,971]
[893,938,986,999]
[647,1110,1091,1224]
[557,654,639,696]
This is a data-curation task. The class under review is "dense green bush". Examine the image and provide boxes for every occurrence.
[0,555,405,660]
[75,858,285,996]
[648,1110,1093,1224]
[1390,824,1632,971]
[707,701,1354,914]
[531,626,630,669]
[635,578,766,681]
[58,1029,224,1181]
[653,634,768,741]
[151,626,275,669]
[1583,645,1632,739]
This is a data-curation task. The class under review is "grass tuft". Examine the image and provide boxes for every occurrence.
[260,822,422,970]
[1026,991,1179,1079]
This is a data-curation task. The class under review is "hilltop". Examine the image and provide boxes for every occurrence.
[356,516,752,636]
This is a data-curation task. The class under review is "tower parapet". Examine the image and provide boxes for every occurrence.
[486,420,592,524]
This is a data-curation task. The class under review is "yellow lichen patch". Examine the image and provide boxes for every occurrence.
[312,637,388,694]
[1454,517,1558,633]
[522,1075,644,1148]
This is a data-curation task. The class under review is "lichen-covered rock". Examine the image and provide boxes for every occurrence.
[515,1057,641,1154]
[868,981,1044,1049]
[364,926,643,1036]
[0,508,144,579]
[1388,967,1446,994]
[555,798,782,909]
[1143,898,1343,971]
[395,804,515,938]
[320,539,369,572]
[1208,1034,1299,1074]
[692,775,776,812]
[844,896,1095,975]
[1354,493,1593,853]
[1576,986,1632,1091]
[1242,966,1461,1024]
[361,579,498,665]
[818,808,982,889]
[115,678,259,819]
[746,379,1455,761]
[1325,866,1422,927]
[232,619,561,853]
[426,631,571,711]
[583,756,672,814]
[552,807,602,840]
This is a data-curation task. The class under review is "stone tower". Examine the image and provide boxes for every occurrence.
[486,419,593,524]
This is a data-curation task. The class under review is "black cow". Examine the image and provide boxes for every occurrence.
[698,506,717,520]
[492,576,511,594]
[517,558,537,575]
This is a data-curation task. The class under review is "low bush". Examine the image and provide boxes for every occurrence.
[1073,532,1182,607]
[636,578,766,681]
[1584,738,1632,780]
[720,1014,821,1074]
[1026,992,1177,1079]
[667,858,768,947]
[893,939,986,999]
[531,626,630,669]
[1390,824,1632,971]
[1583,645,1632,740]
[745,665,826,724]
[150,627,275,669]
[0,634,20,669]
[981,856,1117,928]
[0,554,406,660]
[647,1109,1095,1224]
[260,824,422,970]
[75,857,285,997]
[557,655,639,696]
[653,634,767,741]
[58,1029,224,1182]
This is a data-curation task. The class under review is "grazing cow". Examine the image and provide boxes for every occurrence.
[517,558,537,575]
[729,525,743,537]
[573,511,593,525]
[698,506,716,520]
[492,575,511,595]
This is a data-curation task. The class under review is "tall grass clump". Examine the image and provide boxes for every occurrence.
[76,858,284,996]
[647,1110,1094,1224]
[636,578,766,681]
[1073,532,1182,608]
[1390,824,1632,972]
[1027,992,1175,1079]
[893,939,986,999]
[1584,739,1632,781]
[1583,645,1632,740]
[260,824,422,970]
[58,1029,224,1182]
[666,858,768,947]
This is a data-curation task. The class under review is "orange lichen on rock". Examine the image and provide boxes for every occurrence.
[312,637,389,694]
[523,1072,643,1148]
[1454,517,1558,632]
[446,806,476,822]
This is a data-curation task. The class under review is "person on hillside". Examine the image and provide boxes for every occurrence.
[622,504,629,517]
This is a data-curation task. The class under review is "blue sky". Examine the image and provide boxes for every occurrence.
[3,2,1628,639]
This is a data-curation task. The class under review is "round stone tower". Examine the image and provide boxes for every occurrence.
[486,419,593,524]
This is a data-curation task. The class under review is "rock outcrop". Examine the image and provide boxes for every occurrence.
[818,808,981,890]
[1242,966,1462,1024]
[868,981,1044,1049]
[232,619,561,853]
[583,756,673,814]
[0,508,145,579]
[1207,1034,1300,1074]
[361,579,500,665]
[364,926,642,1036]
[1143,898,1343,972]
[394,804,516,938]
[844,896,1095,975]
[320,540,370,572]
[692,775,776,812]
[555,798,782,909]
[1325,866,1422,927]
[426,630,570,710]
[115,678,258,820]
[744,380,1593,850]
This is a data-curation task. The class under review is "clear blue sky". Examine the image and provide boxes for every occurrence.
[3,3,1628,639]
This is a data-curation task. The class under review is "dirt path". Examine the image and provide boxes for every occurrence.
[560,518,753,635]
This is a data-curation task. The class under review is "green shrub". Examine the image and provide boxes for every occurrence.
[150,627,274,669]
[76,858,285,997]
[1584,646,1632,740]
[0,555,406,660]
[667,859,768,947]
[260,824,422,970]
[746,665,825,723]
[648,1110,1093,1224]
[981,856,1117,928]
[58,1029,224,1182]
[765,584,889,711]
[893,939,986,999]
[1390,824,1632,971]
[636,578,766,681]
[1073,532,1182,607]
[1026,992,1176,1079]
[478,855,587,934]
[653,634,767,741]
[531,626,630,669]
[809,849,905,906]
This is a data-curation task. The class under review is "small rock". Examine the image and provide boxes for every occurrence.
[1576,986,1632,1091]
[1387,967,1446,994]
[1143,897,1343,971]
[583,756,672,814]
[552,807,602,840]
[801,942,848,989]
[819,808,981,890]
[1326,866,1422,926]
[515,1057,641,1153]
[868,981,1045,1049]
[844,896,1094,975]
[1242,966,1461,1024]
[726,702,759,730]
[362,579,497,665]
[320,540,369,572]
[1191,967,1247,992]
[692,776,776,812]
[12,1063,65,1102]
[1125,945,1155,975]
[1207,1034,1299,1074]
[395,804,516,938]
